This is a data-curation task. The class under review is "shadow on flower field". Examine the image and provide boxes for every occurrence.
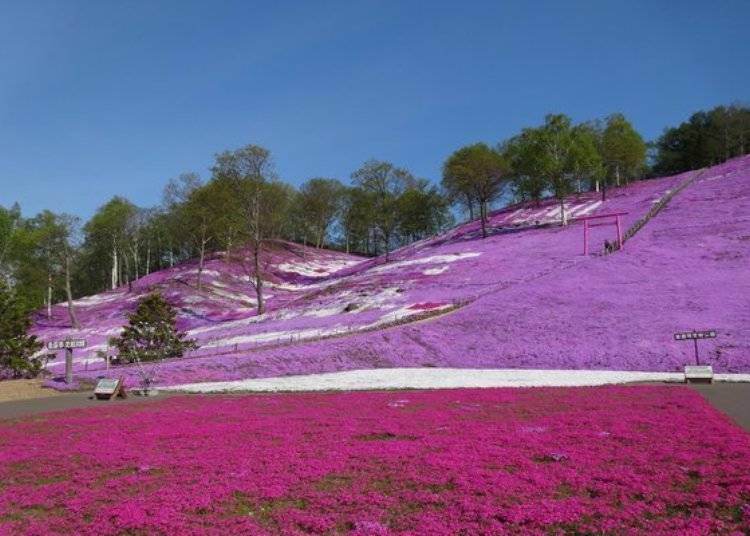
[1,385,749,534]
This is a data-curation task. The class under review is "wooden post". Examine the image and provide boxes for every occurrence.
[583,219,589,255]
[65,348,73,384]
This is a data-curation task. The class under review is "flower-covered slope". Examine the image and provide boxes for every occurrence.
[1,386,749,534]
[34,155,750,387]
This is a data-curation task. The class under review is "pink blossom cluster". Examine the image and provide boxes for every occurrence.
[1,386,749,534]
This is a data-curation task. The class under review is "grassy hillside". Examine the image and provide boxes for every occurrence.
[35,156,750,388]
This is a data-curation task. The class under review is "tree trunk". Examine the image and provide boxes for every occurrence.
[118,249,124,288]
[384,229,390,262]
[225,235,233,261]
[146,244,151,275]
[197,241,206,291]
[65,255,80,329]
[47,273,52,319]
[560,198,567,226]
[123,253,130,284]
[595,180,600,193]
[253,241,264,315]
[615,165,621,187]
[601,180,607,202]
[480,202,488,238]
[111,245,118,289]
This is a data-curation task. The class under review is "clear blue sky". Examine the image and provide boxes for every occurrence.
[2,0,748,219]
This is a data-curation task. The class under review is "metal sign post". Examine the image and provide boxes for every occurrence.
[673,330,717,365]
[47,339,87,384]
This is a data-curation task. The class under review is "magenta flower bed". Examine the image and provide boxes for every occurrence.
[1,386,749,534]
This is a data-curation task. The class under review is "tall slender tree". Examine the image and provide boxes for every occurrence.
[211,145,288,315]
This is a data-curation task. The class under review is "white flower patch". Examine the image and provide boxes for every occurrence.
[507,200,601,225]
[367,252,481,275]
[423,266,449,276]
[360,302,452,330]
[185,269,221,278]
[164,368,699,393]
[277,258,360,278]
[210,287,258,305]
[352,287,403,311]
[570,200,602,217]
[266,280,336,292]
[70,292,125,307]
[304,306,344,318]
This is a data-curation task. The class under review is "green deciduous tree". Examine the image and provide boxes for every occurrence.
[654,104,750,175]
[78,196,138,294]
[211,144,291,314]
[600,113,646,199]
[296,178,346,248]
[112,293,197,363]
[442,143,508,238]
[351,160,413,261]
[397,180,453,242]
[339,187,376,255]
[508,115,604,225]
[177,179,240,290]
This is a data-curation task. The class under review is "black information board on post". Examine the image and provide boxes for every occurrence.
[674,330,717,366]
[47,339,87,384]
[674,330,717,341]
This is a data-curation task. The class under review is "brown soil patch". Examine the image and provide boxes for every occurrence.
[0,379,64,403]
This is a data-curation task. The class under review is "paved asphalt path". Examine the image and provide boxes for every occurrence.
[0,383,748,433]
[691,382,750,432]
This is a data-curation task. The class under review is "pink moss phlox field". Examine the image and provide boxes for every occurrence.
[27,155,750,388]
[1,386,749,534]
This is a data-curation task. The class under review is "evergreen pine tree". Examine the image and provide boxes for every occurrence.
[113,293,197,363]
[0,279,44,378]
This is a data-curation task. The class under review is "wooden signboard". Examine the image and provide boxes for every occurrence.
[94,378,127,400]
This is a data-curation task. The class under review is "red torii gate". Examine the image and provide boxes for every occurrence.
[575,212,628,255]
